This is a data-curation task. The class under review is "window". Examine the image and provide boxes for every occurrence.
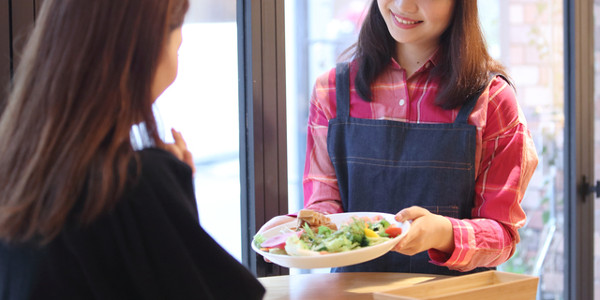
[154,0,242,260]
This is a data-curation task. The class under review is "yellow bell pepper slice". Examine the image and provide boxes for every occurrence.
[364,228,379,238]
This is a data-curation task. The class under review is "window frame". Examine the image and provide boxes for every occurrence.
[238,0,289,277]
[564,0,594,299]
[0,1,9,92]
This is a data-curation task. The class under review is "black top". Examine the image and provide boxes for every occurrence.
[0,148,265,300]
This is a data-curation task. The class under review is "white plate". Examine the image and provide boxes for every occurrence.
[252,212,410,269]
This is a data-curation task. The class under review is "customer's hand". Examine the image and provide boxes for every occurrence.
[391,206,454,255]
[164,128,195,175]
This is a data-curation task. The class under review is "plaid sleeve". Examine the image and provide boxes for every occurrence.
[302,68,344,215]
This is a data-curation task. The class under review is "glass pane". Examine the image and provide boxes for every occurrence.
[285,0,565,290]
[286,0,370,212]
[484,2,564,299]
[154,1,241,261]
[285,0,371,274]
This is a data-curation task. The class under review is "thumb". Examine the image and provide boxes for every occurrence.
[395,206,429,222]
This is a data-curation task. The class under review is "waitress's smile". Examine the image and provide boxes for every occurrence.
[391,11,423,28]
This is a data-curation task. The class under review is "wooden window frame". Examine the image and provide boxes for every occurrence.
[564,0,594,299]
[238,0,289,277]
[1,0,41,104]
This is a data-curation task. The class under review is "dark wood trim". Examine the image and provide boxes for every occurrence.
[239,0,288,277]
[34,0,44,17]
[564,0,594,299]
[238,0,257,275]
[0,0,10,99]
[252,0,288,276]
[10,0,34,72]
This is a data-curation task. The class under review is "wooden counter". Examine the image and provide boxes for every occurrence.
[257,272,448,300]
[258,271,539,300]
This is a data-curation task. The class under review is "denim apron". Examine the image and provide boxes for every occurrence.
[328,63,493,275]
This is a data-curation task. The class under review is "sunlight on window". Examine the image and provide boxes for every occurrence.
[154,1,241,261]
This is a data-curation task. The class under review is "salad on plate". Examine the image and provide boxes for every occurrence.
[253,209,405,257]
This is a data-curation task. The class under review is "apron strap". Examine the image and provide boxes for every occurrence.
[454,92,480,124]
[335,62,351,119]
[454,73,503,124]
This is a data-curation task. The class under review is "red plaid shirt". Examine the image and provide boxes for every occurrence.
[302,58,539,271]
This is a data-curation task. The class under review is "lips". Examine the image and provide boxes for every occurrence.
[390,11,423,28]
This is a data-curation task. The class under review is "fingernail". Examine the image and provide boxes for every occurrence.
[395,212,405,222]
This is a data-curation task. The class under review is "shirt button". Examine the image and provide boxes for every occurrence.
[399,99,405,106]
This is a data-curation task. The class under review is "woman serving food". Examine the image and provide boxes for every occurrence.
[258,0,538,275]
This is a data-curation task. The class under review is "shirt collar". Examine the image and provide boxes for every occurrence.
[389,48,440,73]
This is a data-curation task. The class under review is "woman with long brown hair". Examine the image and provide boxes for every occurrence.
[0,0,264,299]
[259,0,538,275]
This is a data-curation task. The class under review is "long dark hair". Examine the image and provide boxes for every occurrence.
[350,0,507,109]
[0,0,189,244]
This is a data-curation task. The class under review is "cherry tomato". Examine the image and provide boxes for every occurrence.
[384,226,403,238]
